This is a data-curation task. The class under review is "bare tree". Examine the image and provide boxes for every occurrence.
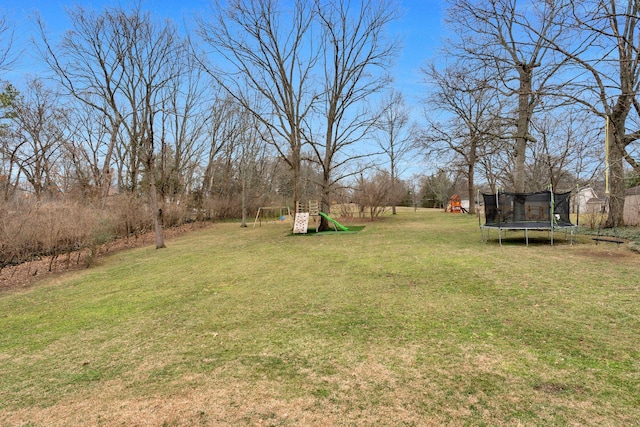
[200,95,242,201]
[422,62,505,213]
[37,8,125,202]
[38,5,188,248]
[121,10,186,249]
[526,109,602,192]
[353,170,393,220]
[237,109,267,227]
[4,79,68,199]
[445,0,570,192]
[62,102,112,199]
[196,0,319,205]
[310,0,399,230]
[374,90,416,214]
[0,10,19,74]
[157,53,210,205]
[541,0,640,227]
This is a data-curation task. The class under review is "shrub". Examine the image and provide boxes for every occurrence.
[0,192,218,271]
[110,194,152,240]
[0,199,99,270]
[353,171,393,220]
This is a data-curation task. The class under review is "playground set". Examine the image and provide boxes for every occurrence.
[252,200,349,234]
[293,200,349,234]
[445,194,467,213]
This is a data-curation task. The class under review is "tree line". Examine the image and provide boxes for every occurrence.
[1,0,639,264]
[424,0,640,226]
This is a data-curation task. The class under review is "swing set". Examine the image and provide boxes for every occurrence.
[252,206,291,227]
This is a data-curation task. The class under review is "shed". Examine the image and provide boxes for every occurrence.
[585,197,607,214]
[624,185,640,226]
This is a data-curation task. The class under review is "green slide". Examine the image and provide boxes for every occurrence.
[318,212,349,231]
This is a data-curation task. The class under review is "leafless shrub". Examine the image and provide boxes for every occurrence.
[333,202,358,219]
[109,194,152,240]
[203,196,242,221]
[162,202,190,228]
[584,205,607,230]
[353,171,394,220]
[0,191,208,271]
[0,198,99,271]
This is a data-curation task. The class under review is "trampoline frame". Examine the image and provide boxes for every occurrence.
[481,223,576,246]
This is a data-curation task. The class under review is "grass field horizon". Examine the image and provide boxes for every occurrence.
[1,208,638,426]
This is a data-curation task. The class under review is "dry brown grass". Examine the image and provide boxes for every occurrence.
[4,347,634,427]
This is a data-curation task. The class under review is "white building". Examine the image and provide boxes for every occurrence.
[572,187,600,214]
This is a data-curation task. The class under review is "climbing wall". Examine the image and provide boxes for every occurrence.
[293,213,309,234]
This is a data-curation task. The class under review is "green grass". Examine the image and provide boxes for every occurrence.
[1,209,639,426]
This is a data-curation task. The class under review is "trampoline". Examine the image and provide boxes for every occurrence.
[480,190,577,246]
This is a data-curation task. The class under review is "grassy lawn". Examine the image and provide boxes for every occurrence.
[1,208,638,426]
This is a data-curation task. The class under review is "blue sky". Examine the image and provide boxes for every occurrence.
[4,0,444,177]
[389,1,444,98]
[3,0,445,179]
[8,0,444,105]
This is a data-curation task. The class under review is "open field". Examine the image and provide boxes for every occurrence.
[1,208,638,426]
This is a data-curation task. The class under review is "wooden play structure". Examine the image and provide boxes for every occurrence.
[293,200,349,233]
[446,194,463,213]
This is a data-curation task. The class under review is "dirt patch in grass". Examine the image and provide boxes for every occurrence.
[570,246,637,261]
[0,222,211,295]
[533,381,587,396]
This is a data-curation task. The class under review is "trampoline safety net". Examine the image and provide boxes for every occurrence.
[482,190,573,228]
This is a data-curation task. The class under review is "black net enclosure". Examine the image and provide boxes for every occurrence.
[481,190,576,245]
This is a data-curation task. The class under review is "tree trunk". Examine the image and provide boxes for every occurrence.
[605,122,626,227]
[148,168,166,249]
[514,67,534,193]
[240,171,248,227]
[467,162,476,215]
[319,168,331,231]
[146,124,165,249]
[290,139,302,209]
[391,160,397,215]
[100,117,121,207]
[467,138,477,215]
[318,111,335,232]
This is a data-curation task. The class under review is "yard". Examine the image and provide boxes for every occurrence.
[0,208,638,426]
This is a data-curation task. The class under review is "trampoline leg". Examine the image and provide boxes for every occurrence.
[525,229,529,247]
[566,229,574,245]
